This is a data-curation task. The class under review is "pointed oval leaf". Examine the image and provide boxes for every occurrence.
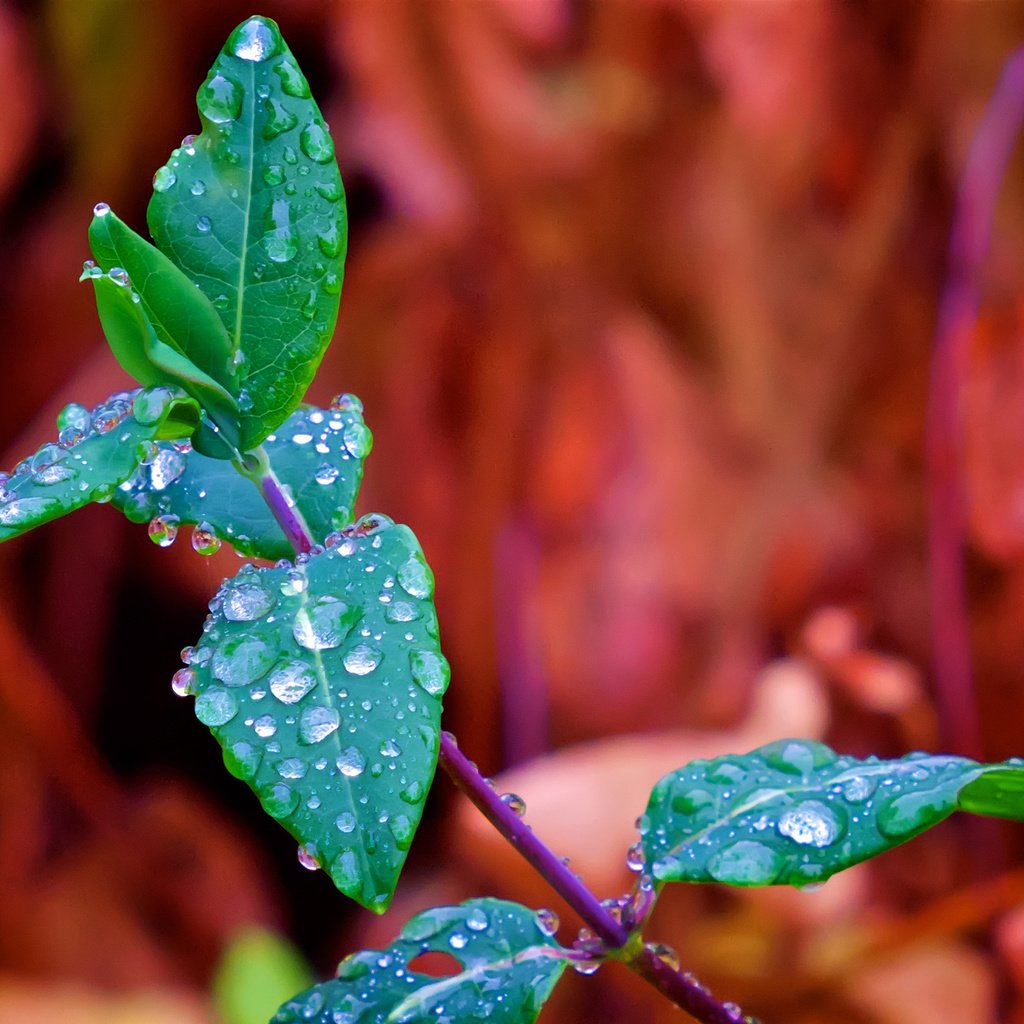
[113,397,370,560]
[148,14,347,450]
[0,387,200,542]
[271,900,568,1024]
[179,516,447,911]
[639,739,1024,888]
[84,264,241,458]
[88,205,235,390]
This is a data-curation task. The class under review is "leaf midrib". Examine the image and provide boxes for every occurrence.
[233,59,257,365]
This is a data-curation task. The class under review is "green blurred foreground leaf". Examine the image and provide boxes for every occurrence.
[0,387,199,542]
[113,396,371,560]
[271,900,568,1024]
[639,739,1024,888]
[213,926,313,1024]
[148,14,347,451]
[179,516,448,911]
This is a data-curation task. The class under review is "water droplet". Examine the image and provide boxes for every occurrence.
[269,661,317,704]
[572,959,600,976]
[230,16,280,62]
[264,164,285,187]
[385,601,420,624]
[777,800,843,847]
[841,774,876,803]
[152,165,176,192]
[448,932,469,950]
[397,555,433,599]
[300,122,335,163]
[222,580,276,621]
[343,644,381,676]
[535,908,559,936]
[330,849,360,893]
[409,649,449,697]
[196,215,212,233]
[107,267,130,288]
[279,568,307,596]
[464,907,489,932]
[263,198,297,262]
[341,421,372,458]
[625,841,645,872]
[224,740,262,780]
[293,596,360,650]
[877,787,955,839]
[273,58,310,98]
[171,667,195,697]
[297,844,320,870]
[212,637,275,687]
[312,464,339,486]
[315,178,344,203]
[93,202,110,217]
[262,782,299,819]
[317,221,343,258]
[148,514,180,547]
[400,780,424,804]
[501,792,526,816]
[190,179,206,196]
[253,714,278,738]
[57,402,91,435]
[323,270,342,295]
[262,97,298,140]
[195,686,238,726]
[648,942,680,971]
[149,448,187,490]
[389,814,414,850]
[191,522,221,555]
[379,738,402,758]
[705,840,783,885]
[180,134,197,155]
[337,746,366,777]
[336,811,357,833]
[277,757,307,779]
[198,73,242,124]
[299,705,340,744]
[213,294,229,310]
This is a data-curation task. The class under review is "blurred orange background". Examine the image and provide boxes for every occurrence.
[3,1,1024,1022]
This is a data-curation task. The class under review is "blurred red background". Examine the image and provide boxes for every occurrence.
[3,2,1024,1021]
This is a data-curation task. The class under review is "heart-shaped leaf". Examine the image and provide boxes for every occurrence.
[0,387,200,542]
[88,204,235,391]
[147,15,347,451]
[178,515,447,911]
[639,739,1024,888]
[113,396,370,560]
[271,900,568,1024]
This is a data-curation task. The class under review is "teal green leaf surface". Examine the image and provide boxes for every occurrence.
[271,900,568,1024]
[83,262,241,459]
[0,388,200,543]
[180,516,447,911]
[639,739,1024,888]
[88,205,235,390]
[113,396,370,560]
[148,15,347,450]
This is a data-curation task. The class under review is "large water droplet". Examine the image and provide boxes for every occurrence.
[192,522,221,555]
[336,746,366,777]
[409,649,449,697]
[317,221,343,258]
[57,402,91,435]
[299,705,340,744]
[191,179,207,196]
[276,757,307,779]
[171,667,195,697]
[389,814,415,850]
[343,644,381,676]
[397,555,433,599]
[253,714,278,738]
[536,908,559,936]
[841,774,877,803]
[705,840,783,885]
[269,661,317,704]
[273,58,310,98]
[149,448,187,491]
[222,580,276,621]
[263,198,297,262]
[212,637,275,687]
[293,596,360,650]
[777,800,842,847]
[262,781,299,819]
[230,16,280,62]
[198,73,243,124]
[336,811,357,833]
[261,97,298,140]
[385,601,420,624]
[501,792,526,816]
[297,844,320,871]
[330,849,360,893]
[224,740,262,780]
[300,122,335,163]
[195,686,239,727]
[152,165,176,192]
[148,514,180,547]
[877,787,955,839]
[342,422,372,458]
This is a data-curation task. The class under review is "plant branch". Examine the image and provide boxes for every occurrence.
[926,47,1024,761]
[259,468,746,1023]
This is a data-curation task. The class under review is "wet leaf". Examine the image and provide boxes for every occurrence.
[113,397,369,560]
[639,739,1024,888]
[0,387,200,543]
[271,899,568,1024]
[147,15,347,451]
[180,516,447,911]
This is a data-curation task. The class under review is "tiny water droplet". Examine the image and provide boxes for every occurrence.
[501,792,526,817]
[536,908,559,936]
[190,179,206,196]
[196,215,212,233]
[625,841,646,872]
[93,202,110,217]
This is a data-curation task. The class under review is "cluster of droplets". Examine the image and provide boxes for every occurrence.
[638,738,979,889]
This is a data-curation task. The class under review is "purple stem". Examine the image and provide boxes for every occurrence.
[259,467,743,1022]
[926,48,1024,761]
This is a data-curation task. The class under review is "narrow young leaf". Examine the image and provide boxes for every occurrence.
[83,263,241,459]
[88,205,235,390]
[113,397,370,560]
[180,516,447,911]
[639,739,1024,888]
[148,14,347,451]
[271,900,569,1024]
[0,387,199,542]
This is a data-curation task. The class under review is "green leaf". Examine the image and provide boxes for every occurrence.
[639,739,1024,888]
[88,205,235,390]
[83,262,241,459]
[213,926,313,1024]
[0,387,200,543]
[180,516,447,911]
[271,900,568,1024]
[148,14,347,451]
[113,396,370,560]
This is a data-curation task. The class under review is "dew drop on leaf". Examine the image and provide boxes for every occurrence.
[222,580,276,621]
[292,597,359,650]
[230,16,280,62]
[409,649,449,697]
[397,555,433,599]
[195,686,239,727]
[269,661,317,704]
[149,448,187,490]
[297,843,320,871]
[212,637,275,687]
[171,667,195,697]
[192,521,221,555]
[337,746,366,777]
[148,514,180,547]
[152,165,176,192]
[343,644,381,676]
[198,73,242,124]
[535,908,559,936]
[299,122,335,163]
[299,705,340,745]
[253,714,278,738]
[776,801,843,848]
[705,840,783,885]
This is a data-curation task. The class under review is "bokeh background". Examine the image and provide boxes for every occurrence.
[3,1,1024,1021]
